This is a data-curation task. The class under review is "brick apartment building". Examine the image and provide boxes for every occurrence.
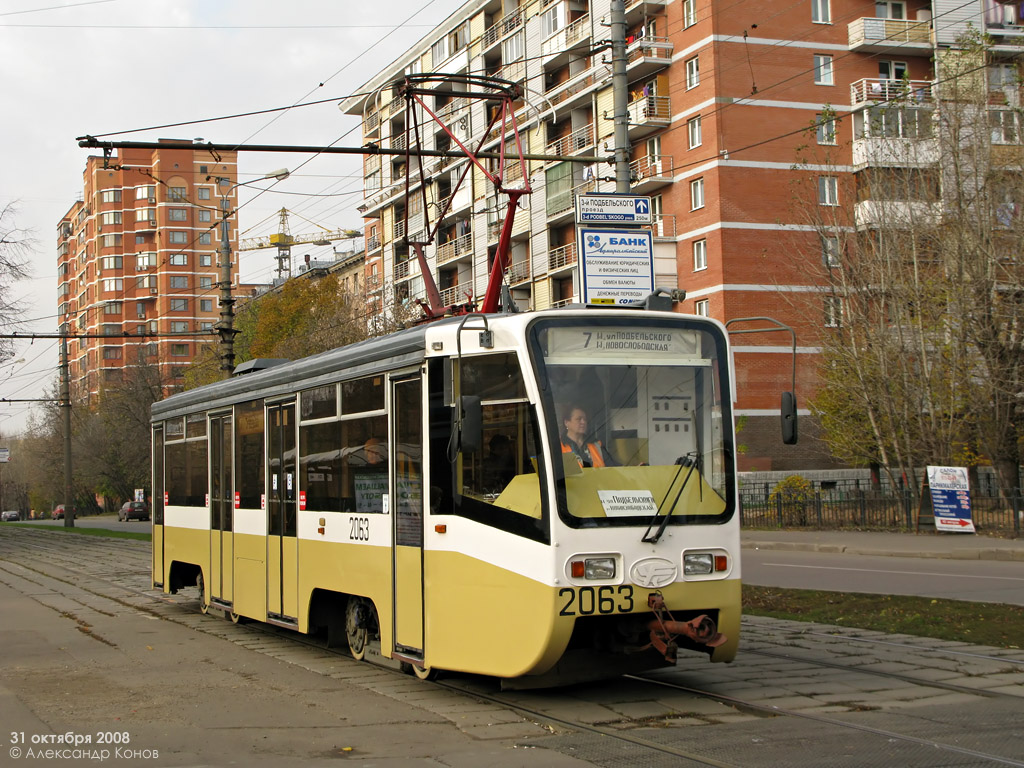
[58,140,239,400]
[343,0,1024,470]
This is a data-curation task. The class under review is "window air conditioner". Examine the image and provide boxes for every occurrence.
[148,196,156,204]
[149,220,157,227]
[150,288,158,295]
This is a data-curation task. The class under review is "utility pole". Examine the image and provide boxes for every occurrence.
[60,329,74,528]
[216,204,237,380]
[610,0,631,193]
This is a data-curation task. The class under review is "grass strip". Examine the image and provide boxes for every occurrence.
[744,584,1023,649]
[6,522,150,542]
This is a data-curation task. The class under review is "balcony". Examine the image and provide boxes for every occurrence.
[394,259,414,281]
[626,37,674,79]
[552,296,575,308]
[625,0,667,24]
[547,179,598,220]
[366,234,381,252]
[847,17,931,53]
[627,95,671,138]
[850,78,933,106]
[547,65,610,112]
[482,7,523,51]
[542,13,591,60]
[546,123,594,159]
[506,260,531,285]
[439,283,472,306]
[436,231,473,265]
[548,241,577,272]
[854,200,941,229]
[629,153,673,193]
[364,110,381,138]
[650,213,676,239]
[366,273,382,293]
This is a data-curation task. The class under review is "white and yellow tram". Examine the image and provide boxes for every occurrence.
[151,307,765,686]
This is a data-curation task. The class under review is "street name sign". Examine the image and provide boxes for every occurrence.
[575,194,653,225]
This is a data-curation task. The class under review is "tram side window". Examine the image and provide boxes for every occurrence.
[300,421,343,512]
[186,439,208,507]
[234,400,264,510]
[341,415,387,513]
[165,441,186,506]
[164,416,208,507]
[429,355,547,542]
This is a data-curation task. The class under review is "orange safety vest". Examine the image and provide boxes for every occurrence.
[561,440,606,468]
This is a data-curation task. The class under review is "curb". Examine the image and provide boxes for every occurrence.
[741,540,1024,562]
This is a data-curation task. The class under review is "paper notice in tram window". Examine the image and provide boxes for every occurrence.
[355,474,386,514]
[597,490,657,517]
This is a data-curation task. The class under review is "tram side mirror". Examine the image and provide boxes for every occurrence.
[781,391,798,445]
[457,395,483,454]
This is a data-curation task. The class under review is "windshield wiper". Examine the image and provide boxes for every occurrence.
[641,452,698,544]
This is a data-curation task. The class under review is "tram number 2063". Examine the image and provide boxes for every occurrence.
[349,517,370,541]
[558,585,634,616]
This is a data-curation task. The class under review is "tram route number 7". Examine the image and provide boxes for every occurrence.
[558,585,635,616]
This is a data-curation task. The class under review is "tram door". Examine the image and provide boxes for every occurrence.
[266,403,298,621]
[152,425,164,588]
[392,376,424,653]
[209,414,233,606]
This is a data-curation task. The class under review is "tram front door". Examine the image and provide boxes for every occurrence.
[209,414,233,607]
[266,402,298,622]
[391,376,424,654]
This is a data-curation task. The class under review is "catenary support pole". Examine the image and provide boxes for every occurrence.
[610,0,631,193]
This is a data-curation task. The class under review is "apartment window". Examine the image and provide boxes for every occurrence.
[430,37,447,66]
[199,276,214,289]
[875,1,905,20]
[170,276,189,290]
[171,344,189,356]
[171,321,189,333]
[136,276,155,289]
[100,234,122,247]
[200,321,214,331]
[693,239,708,271]
[540,3,564,37]
[821,234,841,267]
[503,32,524,62]
[990,63,1019,89]
[197,187,212,201]
[100,211,122,225]
[136,186,155,200]
[169,208,188,222]
[101,255,123,270]
[135,235,146,245]
[199,233,212,245]
[814,55,834,85]
[169,186,187,201]
[683,0,697,27]
[200,254,212,267]
[102,278,123,292]
[448,22,468,53]
[170,299,188,312]
[695,299,710,317]
[169,231,187,244]
[990,109,1020,144]
[688,115,703,149]
[170,253,188,266]
[200,299,213,312]
[818,176,839,206]
[824,295,843,327]
[104,301,122,315]
[690,178,705,210]
[812,0,831,23]
[686,57,700,89]
[103,347,122,359]
[100,189,121,203]
[102,324,119,336]
[136,253,156,269]
[198,209,212,223]
[816,114,837,144]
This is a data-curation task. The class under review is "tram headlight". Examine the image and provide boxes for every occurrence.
[571,557,616,580]
[683,553,714,576]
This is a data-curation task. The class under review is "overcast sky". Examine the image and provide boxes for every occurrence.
[0,0,464,435]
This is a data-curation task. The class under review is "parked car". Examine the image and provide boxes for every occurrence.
[1,510,19,522]
[118,501,149,522]
[51,504,75,519]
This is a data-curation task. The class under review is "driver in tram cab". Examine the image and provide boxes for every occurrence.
[560,403,616,468]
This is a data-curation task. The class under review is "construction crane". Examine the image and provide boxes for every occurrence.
[237,208,362,279]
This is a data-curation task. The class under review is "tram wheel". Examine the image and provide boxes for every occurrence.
[197,572,209,615]
[411,664,437,681]
[345,598,368,661]
[229,611,243,624]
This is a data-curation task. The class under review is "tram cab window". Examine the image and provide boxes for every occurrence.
[432,354,547,542]
[164,413,208,507]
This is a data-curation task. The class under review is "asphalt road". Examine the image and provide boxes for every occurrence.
[743,547,1024,605]
[9,516,149,533]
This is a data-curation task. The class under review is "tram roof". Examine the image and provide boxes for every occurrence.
[152,318,465,421]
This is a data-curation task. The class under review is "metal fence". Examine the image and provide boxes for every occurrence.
[739,487,1022,535]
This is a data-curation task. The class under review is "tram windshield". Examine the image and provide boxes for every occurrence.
[531,317,735,528]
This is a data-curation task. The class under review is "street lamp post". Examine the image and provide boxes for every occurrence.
[214,169,289,379]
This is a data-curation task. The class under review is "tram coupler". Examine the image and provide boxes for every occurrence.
[646,593,726,662]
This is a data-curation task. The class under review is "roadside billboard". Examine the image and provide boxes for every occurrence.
[576,228,654,305]
[926,465,975,533]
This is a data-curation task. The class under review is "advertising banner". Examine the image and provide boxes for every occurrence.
[926,465,975,533]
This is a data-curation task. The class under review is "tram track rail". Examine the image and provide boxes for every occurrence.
[3,528,1023,767]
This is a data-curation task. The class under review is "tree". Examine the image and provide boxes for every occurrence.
[793,33,1024,499]
[0,203,30,361]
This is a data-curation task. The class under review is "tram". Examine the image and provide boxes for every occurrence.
[150,303,788,686]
